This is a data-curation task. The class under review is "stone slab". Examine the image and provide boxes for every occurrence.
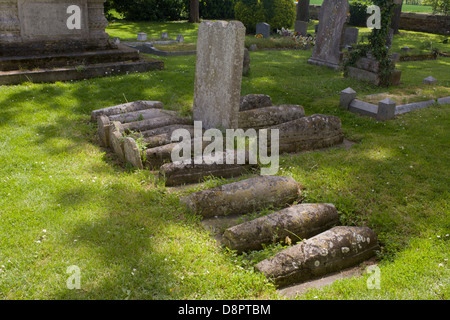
[307,0,349,70]
[256,23,270,38]
[160,151,259,186]
[123,137,144,169]
[238,105,305,130]
[108,109,178,123]
[239,94,272,111]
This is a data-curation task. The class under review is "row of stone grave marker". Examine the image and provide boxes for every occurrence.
[181,175,380,288]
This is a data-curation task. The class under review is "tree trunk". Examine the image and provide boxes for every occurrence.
[189,0,199,23]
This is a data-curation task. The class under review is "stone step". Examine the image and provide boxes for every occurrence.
[255,226,380,287]
[0,58,164,86]
[0,44,140,72]
[181,175,301,218]
[222,203,339,253]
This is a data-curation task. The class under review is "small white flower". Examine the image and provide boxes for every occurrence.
[42,229,47,233]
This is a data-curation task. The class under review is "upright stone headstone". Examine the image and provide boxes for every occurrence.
[295,21,308,36]
[256,23,270,38]
[307,0,349,70]
[161,32,168,39]
[193,21,246,130]
[176,35,184,43]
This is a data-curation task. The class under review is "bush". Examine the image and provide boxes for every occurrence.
[107,0,185,21]
[235,0,295,33]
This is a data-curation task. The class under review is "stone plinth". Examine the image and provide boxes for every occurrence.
[0,0,110,56]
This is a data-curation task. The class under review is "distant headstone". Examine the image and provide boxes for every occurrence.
[295,20,308,36]
[193,21,246,130]
[307,0,349,70]
[256,23,270,38]
[249,44,258,51]
[315,24,319,34]
[386,28,394,48]
[423,76,437,85]
[342,27,359,48]
[176,35,184,43]
[112,37,121,45]
[161,32,168,39]
[137,33,147,41]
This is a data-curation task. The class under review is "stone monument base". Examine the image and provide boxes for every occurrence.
[0,44,163,85]
[345,57,402,86]
[307,57,341,70]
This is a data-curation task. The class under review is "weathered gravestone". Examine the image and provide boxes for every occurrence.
[256,22,270,38]
[342,27,359,48]
[307,0,349,70]
[193,21,246,130]
[296,0,310,22]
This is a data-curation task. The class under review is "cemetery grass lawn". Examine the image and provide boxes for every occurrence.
[0,22,449,300]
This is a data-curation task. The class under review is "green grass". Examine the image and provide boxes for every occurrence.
[0,21,449,300]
